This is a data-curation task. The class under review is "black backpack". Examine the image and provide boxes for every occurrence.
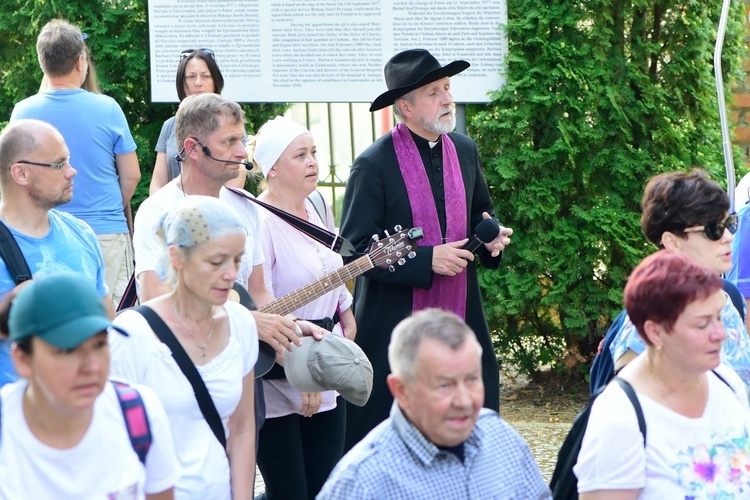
[549,377,645,500]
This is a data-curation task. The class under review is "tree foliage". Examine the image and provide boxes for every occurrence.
[471,0,745,377]
[0,0,289,208]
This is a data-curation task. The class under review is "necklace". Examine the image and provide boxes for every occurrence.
[172,300,215,360]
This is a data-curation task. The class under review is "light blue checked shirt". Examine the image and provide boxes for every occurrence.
[317,403,551,500]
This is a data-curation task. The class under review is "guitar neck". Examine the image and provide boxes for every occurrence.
[258,254,373,317]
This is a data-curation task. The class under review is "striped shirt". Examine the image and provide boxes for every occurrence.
[317,403,551,499]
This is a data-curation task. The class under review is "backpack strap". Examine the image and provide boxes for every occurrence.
[722,278,746,322]
[0,220,32,285]
[307,190,328,225]
[711,369,735,392]
[116,272,139,312]
[112,381,152,465]
[614,376,646,445]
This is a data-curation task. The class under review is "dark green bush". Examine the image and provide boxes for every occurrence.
[472,0,745,377]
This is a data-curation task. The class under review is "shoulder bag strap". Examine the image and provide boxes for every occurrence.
[116,273,139,312]
[134,305,227,450]
[226,187,356,257]
[614,377,646,445]
[0,220,32,285]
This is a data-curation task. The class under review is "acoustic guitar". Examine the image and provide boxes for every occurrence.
[230,226,423,376]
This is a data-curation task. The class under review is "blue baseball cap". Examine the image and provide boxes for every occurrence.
[9,272,118,349]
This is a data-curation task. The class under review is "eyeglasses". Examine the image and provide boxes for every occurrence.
[16,156,71,170]
[683,213,738,241]
[180,48,215,60]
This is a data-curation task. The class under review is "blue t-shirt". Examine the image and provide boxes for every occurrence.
[729,203,750,300]
[0,210,108,387]
[10,89,137,234]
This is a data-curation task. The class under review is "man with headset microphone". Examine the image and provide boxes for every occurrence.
[133,92,312,364]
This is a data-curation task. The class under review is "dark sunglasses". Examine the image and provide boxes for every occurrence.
[683,213,738,241]
[180,48,215,60]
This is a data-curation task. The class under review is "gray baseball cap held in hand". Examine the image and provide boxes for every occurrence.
[284,335,373,407]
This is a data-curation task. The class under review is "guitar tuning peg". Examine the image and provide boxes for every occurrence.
[408,251,416,259]
[385,258,393,265]
[388,265,395,272]
[405,245,412,251]
[383,229,391,237]
[394,225,402,232]
[371,234,380,242]
[398,258,406,266]
[396,251,402,257]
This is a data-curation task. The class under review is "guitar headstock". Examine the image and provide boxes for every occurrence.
[368,226,423,272]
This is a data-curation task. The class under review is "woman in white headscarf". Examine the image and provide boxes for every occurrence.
[110,195,258,499]
[249,116,356,500]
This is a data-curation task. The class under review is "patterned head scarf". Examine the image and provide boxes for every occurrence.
[156,195,246,279]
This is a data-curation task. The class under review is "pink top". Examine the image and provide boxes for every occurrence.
[259,198,353,418]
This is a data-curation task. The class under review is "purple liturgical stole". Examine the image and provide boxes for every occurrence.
[392,123,468,319]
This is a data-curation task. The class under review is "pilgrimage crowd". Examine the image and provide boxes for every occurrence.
[1,17,750,500]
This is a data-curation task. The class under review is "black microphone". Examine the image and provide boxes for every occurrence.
[175,142,252,168]
[462,218,501,252]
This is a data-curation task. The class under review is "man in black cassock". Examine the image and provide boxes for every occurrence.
[340,49,514,451]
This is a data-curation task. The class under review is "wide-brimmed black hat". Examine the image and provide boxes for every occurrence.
[369,49,470,112]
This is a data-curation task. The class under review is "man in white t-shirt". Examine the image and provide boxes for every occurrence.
[134,93,306,354]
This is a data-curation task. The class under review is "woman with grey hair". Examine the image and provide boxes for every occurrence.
[110,195,258,499]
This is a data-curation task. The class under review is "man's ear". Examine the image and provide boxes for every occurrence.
[395,98,412,120]
[9,163,29,186]
[387,373,408,408]
[76,53,86,72]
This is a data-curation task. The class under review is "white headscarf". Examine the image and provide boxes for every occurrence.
[253,116,311,177]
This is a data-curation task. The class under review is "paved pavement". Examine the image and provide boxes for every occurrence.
[508,421,572,482]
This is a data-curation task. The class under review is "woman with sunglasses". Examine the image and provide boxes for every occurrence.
[609,169,750,386]
[110,196,258,499]
[150,49,245,194]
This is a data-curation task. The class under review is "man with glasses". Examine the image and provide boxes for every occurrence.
[10,19,140,310]
[0,119,111,386]
[590,169,750,392]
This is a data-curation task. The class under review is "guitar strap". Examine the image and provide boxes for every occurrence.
[226,187,356,257]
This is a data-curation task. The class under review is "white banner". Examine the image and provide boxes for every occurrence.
[149,0,506,104]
